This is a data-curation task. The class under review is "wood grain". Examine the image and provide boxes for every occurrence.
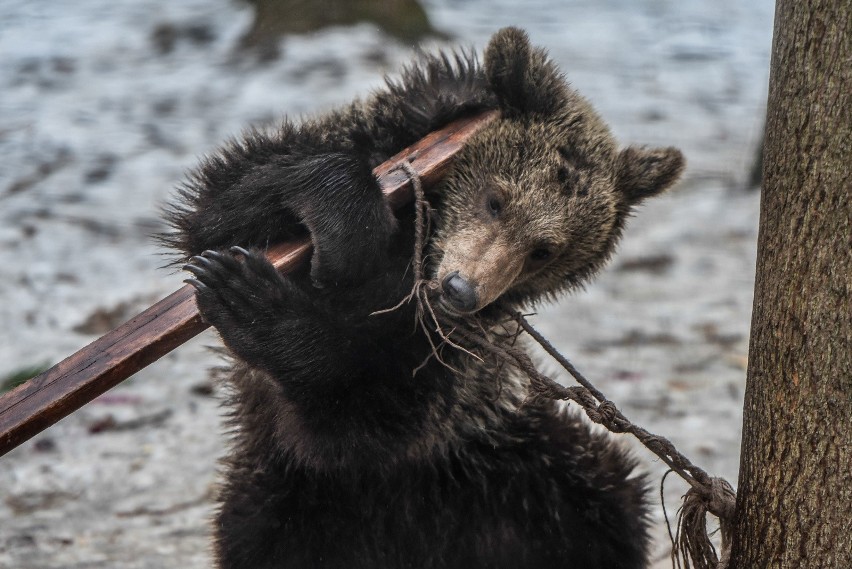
[0,110,498,456]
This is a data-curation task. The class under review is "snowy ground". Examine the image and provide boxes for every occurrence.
[0,1,774,567]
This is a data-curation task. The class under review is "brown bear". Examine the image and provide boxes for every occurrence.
[166,27,683,569]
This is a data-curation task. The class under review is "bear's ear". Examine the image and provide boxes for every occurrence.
[615,146,685,205]
[484,27,563,117]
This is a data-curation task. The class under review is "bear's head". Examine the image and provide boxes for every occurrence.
[431,28,684,315]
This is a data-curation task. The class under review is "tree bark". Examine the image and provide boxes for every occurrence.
[728,0,851,567]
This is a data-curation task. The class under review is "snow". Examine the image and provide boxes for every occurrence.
[0,0,775,567]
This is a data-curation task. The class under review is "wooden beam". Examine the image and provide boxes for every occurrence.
[0,110,499,456]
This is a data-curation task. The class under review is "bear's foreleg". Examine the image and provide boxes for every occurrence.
[176,150,397,288]
[268,152,399,287]
[184,247,432,461]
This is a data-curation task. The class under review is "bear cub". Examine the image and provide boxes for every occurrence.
[167,27,684,569]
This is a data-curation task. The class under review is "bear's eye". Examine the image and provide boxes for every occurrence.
[529,248,552,262]
[486,195,502,217]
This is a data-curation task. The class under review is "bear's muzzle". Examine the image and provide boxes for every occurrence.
[441,271,479,313]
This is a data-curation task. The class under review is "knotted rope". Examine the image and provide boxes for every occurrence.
[506,312,736,569]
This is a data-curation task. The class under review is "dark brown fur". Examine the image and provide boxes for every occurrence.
[167,27,684,569]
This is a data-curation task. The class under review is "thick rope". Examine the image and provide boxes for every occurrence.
[506,313,736,569]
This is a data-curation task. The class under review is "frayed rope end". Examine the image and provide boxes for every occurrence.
[672,477,736,569]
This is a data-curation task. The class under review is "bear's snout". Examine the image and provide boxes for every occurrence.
[441,271,479,313]
[436,229,525,314]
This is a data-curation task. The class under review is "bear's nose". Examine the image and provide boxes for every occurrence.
[441,271,478,313]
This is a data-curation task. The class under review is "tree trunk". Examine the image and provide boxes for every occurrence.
[728,0,851,567]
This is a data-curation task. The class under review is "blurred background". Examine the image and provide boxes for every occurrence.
[0,1,774,567]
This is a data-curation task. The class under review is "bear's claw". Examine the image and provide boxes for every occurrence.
[229,246,251,257]
[183,277,207,292]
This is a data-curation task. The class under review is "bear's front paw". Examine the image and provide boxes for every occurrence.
[291,153,399,288]
[309,210,397,289]
[184,247,287,332]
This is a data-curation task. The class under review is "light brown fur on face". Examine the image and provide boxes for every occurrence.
[429,32,685,315]
[432,119,622,314]
[436,227,523,313]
